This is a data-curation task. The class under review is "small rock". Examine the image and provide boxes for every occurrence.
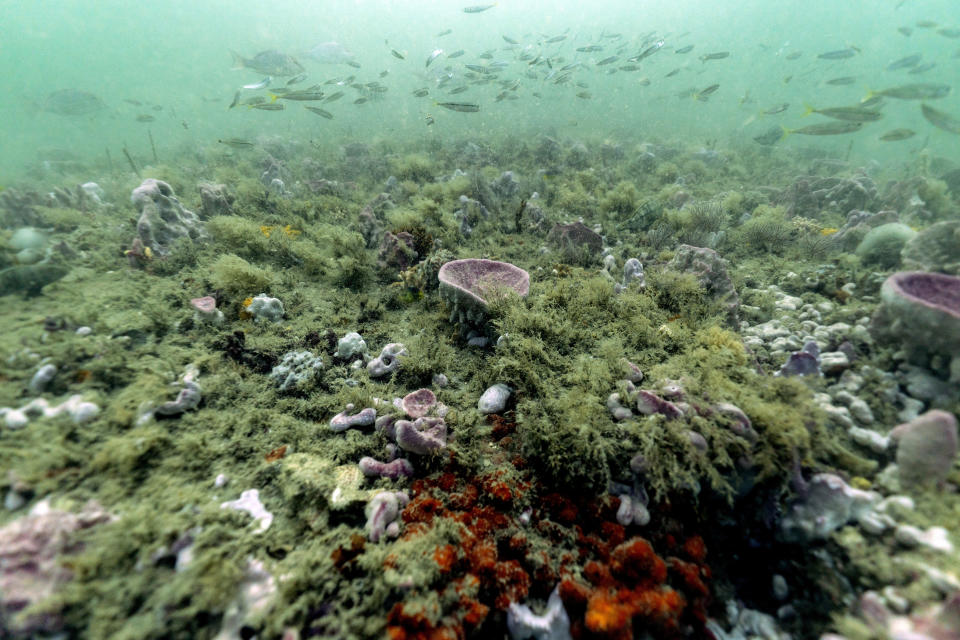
[478,384,511,414]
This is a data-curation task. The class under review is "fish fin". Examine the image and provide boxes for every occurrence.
[802,103,815,117]
[230,50,246,70]
[862,87,877,103]
[269,94,279,103]
[780,125,792,140]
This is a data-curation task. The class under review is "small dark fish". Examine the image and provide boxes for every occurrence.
[803,104,883,122]
[436,29,452,37]
[699,51,730,63]
[693,84,720,101]
[465,64,490,73]
[271,89,325,101]
[675,45,694,54]
[908,62,936,75]
[478,51,495,60]
[135,114,155,122]
[324,91,344,102]
[231,49,303,76]
[630,39,664,62]
[596,55,619,66]
[916,20,937,28]
[898,26,913,37]
[619,64,641,71]
[447,49,465,58]
[503,35,518,45]
[763,103,790,115]
[879,128,916,141]
[426,49,443,67]
[124,99,142,106]
[818,48,857,59]
[665,67,681,77]
[353,97,368,104]
[753,125,784,146]
[826,76,857,85]
[346,61,361,69]
[887,54,921,70]
[390,49,405,60]
[448,86,469,94]
[249,103,285,110]
[219,138,255,148]
[435,101,480,112]
[920,103,960,134]
[412,88,430,97]
[380,70,389,78]
[576,45,603,52]
[938,27,960,39]
[229,90,241,109]
[784,121,864,136]
[463,4,495,13]
[287,73,307,85]
[181,120,189,130]
[545,35,567,44]
[305,106,334,119]
[870,83,951,100]
[151,105,163,112]
[785,51,803,60]
[576,91,591,99]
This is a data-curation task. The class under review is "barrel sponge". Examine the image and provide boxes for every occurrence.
[871,271,960,364]
[855,222,916,268]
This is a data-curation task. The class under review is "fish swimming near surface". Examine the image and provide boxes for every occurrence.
[40,89,107,116]
[231,49,304,76]
[304,106,334,119]
[305,41,356,65]
[802,104,883,122]
[699,51,730,63]
[826,76,857,85]
[920,103,960,134]
[463,4,495,13]
[435,101,480,112]
[675,45,694,54]
[886,53,921,70]
[867,83,951,100]
[818,47,858,59]
[879,128,916,141]
[782,121,864,136]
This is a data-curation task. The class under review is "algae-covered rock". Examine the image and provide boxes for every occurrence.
[855,222,916,269]
[901,220,960,275]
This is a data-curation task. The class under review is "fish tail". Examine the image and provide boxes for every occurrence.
[862,87,877,103]
[230,50,246,70]
[269,94,279,103]
[801,103,815,117]
[780,125,792,140]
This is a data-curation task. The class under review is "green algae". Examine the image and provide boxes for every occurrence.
[0,130,956,640]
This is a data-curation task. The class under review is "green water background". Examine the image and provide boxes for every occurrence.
[1,0,958,180]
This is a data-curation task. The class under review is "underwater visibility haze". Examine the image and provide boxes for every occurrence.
[1,0,960,638]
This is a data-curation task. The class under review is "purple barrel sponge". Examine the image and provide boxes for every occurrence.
[438,259,530,328]
[872,271,960,374]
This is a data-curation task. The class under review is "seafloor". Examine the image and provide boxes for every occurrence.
[0,133,958,640]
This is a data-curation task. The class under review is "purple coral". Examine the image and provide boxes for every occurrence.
[395,417,447,454]
[359,457,415,479]
[634,390,684,419]
[777,341,822,377]
[329,404,377,432]
[401,388,437,419]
